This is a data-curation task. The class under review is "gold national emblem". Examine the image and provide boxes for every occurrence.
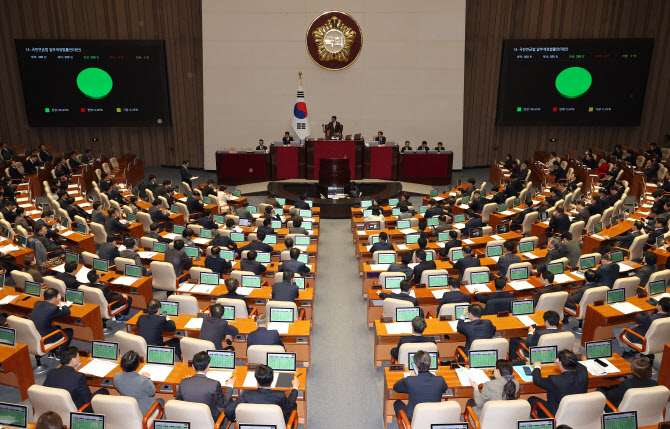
[312,16,356,62]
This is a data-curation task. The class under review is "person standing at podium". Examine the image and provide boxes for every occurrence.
[375,131,386,145]
[282,132,293,145]
[255,139,267,152]
[323,116,342,138]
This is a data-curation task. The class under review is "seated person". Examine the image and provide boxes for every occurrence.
[119,237,150,276]
[137,299,182,359]
[475,277,513,303]
[225,364,299,424]
[424,199,443,218]
[148,200,171,227]
[495,240,521,276]
[436,278,471,314]
[177,351,235,420]
[247,313,284,349]
[113,351,164,416]
[278,247,310,275]
[257,217,275,236]
[218,278,250,314]
[456,304,496,357]
[533,271,562,303]
[255,139,267,152]
[288,218,309,235]
[97,234,122,265]
[34,224,66,257]
[379,279,419,307]
[467,359,519,418]
[439,230,462,258]
[235,201,252,219]
[454,245,481,283]
[613,297,670,358]
[186,190,205,216]
[210,229,238,251]
[549,206,570,234]
[594,252,620,289]
[370,231,394,253]
[282,132,293,145]
[598,357,658,407]
[165,239,193,278]
[197,209,217,230]
[390,316,436,360]
[199,304,239,350]
[180,228,197,247]
[412,250,437,284]
[87,270,132,322]
[272,269,300,304]
[30,288,73,357]
[392,350,448,422]
[237,231,273,255]
[205,246,233,277]
[401,141,412,152]
[462,209,484,237]
[240,249,267,275]
[528,350,588,417]
[565,269,601,311]
[56,260,80,290]
[146,222,165,242]
[388,252,414,279]
[509,310,564,358]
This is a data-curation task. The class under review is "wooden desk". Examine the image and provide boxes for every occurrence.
[581,296,655,346]
[0,343,35,401]
[56,229,96,254]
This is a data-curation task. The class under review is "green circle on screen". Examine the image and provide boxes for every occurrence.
[76,68,113,99]
[555,67,592,98]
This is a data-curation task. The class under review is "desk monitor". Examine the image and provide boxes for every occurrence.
[295,236,311,247]
[378,253,396,264]
[93,258,109,273]
[207,350,235,370]
[451,249,465,261]
[438,232,451,242]
[125,264,143,278]
[525,193,533,204]
[70,412,105,429]
[1,226,8,238]
[580,256,596,270]
[267,352,296,372]
[470,272,490,285]
[365,221,381,231]
[419,205,428,214]
[294,277,306,290]
[276,197,286,206]
[155,422,190,429]
[623,209,630,219]
[486,245,504,257]
[202,197,211,205]
[269,307,294,323]
[370,236,382,246]
[147,346,175,365]
[361,200,373,208]
[649,280,666,296]
[463,197,471,204]
[611,215,620,226]
[547,261,564,275]
[384,275,405,290]
[468,350,498,369]
[238,218,251,227]
[469,228,483,238]
[263,234,278,245]
[184,246,199,258]
[213,214,225,224]
[498,203,506,212]
[0,327,15,347]
[518,419,555,429]
[510,267,529,281]
[389,198,400,206]
[0,273,3,288]
[427,274,449,288]
[610,250,624,263]
[397,220,411,229]
[159,301,179,317]
[60,216,69,228]
[406,233,420,245]
[76,223,88,235]
[153,242,167,253]
[239,425,276,429]
[424,251,434,262]
[221,305,235,321]
[66,289,84,305]
[15,235,26,249]
[511,299,534,316]
[392,208,401,216]
[271,220,282,229]
[173,224,185,235]
[427,217,439,227]
[92,341,119,361]
[220,249,235,261]
[585,340,613,360]
[518,241,534,253]
[408,351,438,371]
[65,252,80,264]
[363,210,373,219]
[232,190,242,197]
[593,222,603,234]
[430,189,439,197]
[24,281,41,297]
[657,235,665,248]
[539,211,549,222]
[432,425,469,429]
[606,288,626,304]
[529,346,558,365]
[295,253,309,265]
[255,252,271,263]
[200,229,212,239]
[453,214,466,223]
[454,305,469,319]
[0,402,27,428]
[496,223,510,234]
[513,198,521,207]
[396,307,420,322]
[127,213,137,223]
[247,206,257,214]
[276,207,285,216]
[200,272,219,286]
[241,275,262,288]
[299,209,311,218]
[230,232,245,243]
[602,411,637,429]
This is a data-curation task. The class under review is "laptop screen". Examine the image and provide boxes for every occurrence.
[389,198,399,206]
[649,280,666,296]
[66,290,84,305]
[408,351,438,371]
[0,327,15,347]
[65,252,80,265]
[428,274,449,288]
[498,203,506,212]
[200,229,212,239]
[275,197,285,206]
[269,307,294,323]
[160,301,179,316]
[539,211,548,222]
[427,217,439,227]
[392,208,401,216]
[419,205,428,214]
[496,223,510,234]
[125,264,142,278]
[232,190,241,197]
[397,220,411,229]
[486,245,503,257]
[518,241,534,252]
[146,346,175,365]
[529,346,557,365]
[586,340,613,360]
[200,272,219,286]
[593,222,603,234]
[207,350,235,370]
[396,307,420,322]
[469,228,483,238]
[517,419,555,429]
[155,421,190,429]
[266,352,296,372]
[70,412,104,429]
[511,299,534,316]
[153,242,167,253]
[173,224,185,234]
[255,252,271,263]
[438,232,451,242]
[580,256,596,269]
[241,275,262,288]
[610,250,624,263]
[295,236,311,246]
[430,189,438,197]
[213,215,225,224]
[470,272,489,284]
[606,288,626,304]
[239,218,251,227]
[406,234,420,245]
[602,412,637,429]
[294,277,306,290]
[0,402,27,428]
[378,253,396,264]
[16,235,26,248]
[509,267,529,281]
[468,350,498,369]
[547,262,564,274]
[453,214,466,223]
[271,220,282,229]
[230,232,245,242]
[184,247,199,258]
[263,234,278,244]
[451,249,465,261]
[299,209,311,218]
[92,341,119,361]
[361,200,372,208]
[24,281,41,297]
[384,276,405,290]
[93,258,109,272]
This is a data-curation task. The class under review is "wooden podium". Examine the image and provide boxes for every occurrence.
[318,158,350,187]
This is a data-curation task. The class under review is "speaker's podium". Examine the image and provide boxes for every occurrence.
[319,158,350,188]
[305,139,364,180]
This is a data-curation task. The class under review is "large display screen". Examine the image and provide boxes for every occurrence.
[496,38,654,125]
[15,39,171,127]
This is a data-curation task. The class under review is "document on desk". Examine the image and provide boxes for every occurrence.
[453,223,466,229]
[459,204,470,209]
[357,231,367,235]
[75,267,91,284]
[0,245,20,253]
[140,364,174,382]
[235,287,254,296]
[184,318,204,329]
[112,276,137,286]
[448,320,459,331]
[206,370,233,385]
[78,359,119,378]
[138,251,158,259]
[553,274,574,284]
[610,302,642,314]
[61,230,75,237]
[516,315,535,327]
[369,264,391,271]
[177,283,194,292]
[617,263,635,273]
[267,322,290,334]
[431,289,449,299]
[509,280,535,291]
[243,371,279,388]
[51,263,66,273]
[384,322,413,335]
[295,245,308,252]
[464,284,491,294]
[522,253,539,260]
[571,271,585,279]
[399,228,416,235]
[0,295,19,305]
[500,210,515,216]
[396,244,408,250]
[163,233,178,240]
[489,256,500,263]
[490,235,504,240]
[365,245,372,251]
[193,238,210,245]
[436,242,445,248]
[408,263,419,269]
[591,234,605,240]
[16,197,29,202]
[190,285,215,294]
[579,359,621,376]
[462,239,474,245]
[455,368,489,386]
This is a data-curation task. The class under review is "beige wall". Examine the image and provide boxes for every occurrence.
[202,0,465,170]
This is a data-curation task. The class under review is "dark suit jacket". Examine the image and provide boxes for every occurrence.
[463,217,484,236]
[199,318,239,350]
[272,281,300,303]
[91,210,107,225]
[164,248,193,276]
[225,387,298,423]
[392,371,448,421]
[43,366,93,409]
[388,263,414,279]
[456,318,496,353]
[210,234,237,251]
[436,290,471,314]
[469,197,488,214]
[377,291,419,307]
[246,327,285,349]
[495,253,521,277]
[627,312,670,341]
[424,207,443,218]
[137,314,176,346]
[9,167,23,180]
[240,260,266,275]
[440,239,463,257]
[602,377,658,408]
[454,255,481,282]
[390,335,438,360]
[558,241,581,267]
[567,282,603,305]
[145,232,165,243]
[205,255,232,276]
[476,291,513,303]
[526,327,567,348]
[637,264,658,288]
[24,159,38,174]
[104,216,125,236]
[370,242,394,253]
[35,233,61,252]
[56,272,80,290]
[573,208,591,224]
[531,364,588,414]
[176,374,232,419]
[282,136,293,145]
[186,197,204,214]
[97,242,120,265]
[238,241,273,255]
[278,259,310,275]
[180,166,193,182]
[30,301,71,337]
[412,260,437,284]
[595,263,620,289]
[197,217,217,230]
[553,166,567,181]
[549,214,571,234]
[536,248,559,273]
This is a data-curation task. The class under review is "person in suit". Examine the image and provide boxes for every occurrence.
[186,190,205,217]
[434,141,446,151]
[180,160,193,187]
[645,217,668,249]
[205,246,232,277]
[374,131,387,145]
[104,208,128,237]
[210,230,238,251]
[412,250,437,284]
[257,217,275,236]
[199,304,239,350]
[636,251,659,289]
[431,215,452,236]
[89,201,106,225]
[63,197,79,221]
[218,278,251,314]
[439,230,462,258]
[436,278,471,314]
[272,269,300,304]
[289,218,309,235]
[534,237,561,275]
[255,139,267,152]
[137,300,181,357]
[87,270,132,320]
[294,195,310,210]
[495,241,521,277]
[512,160,529,181]
[469,191,488,214]
[278,248,310,275]
[550,161,567,182]
[565,269,602,310]
[388,252,414,280]
[557,232,581,267]
[601,220,644,252]
[454,245,481,283]
[35,224,65,257]
[8,160,24,183]
[401,141,413,153]
[197,209,217,230]
[0,142,12,160]
[30,288,73,356]
[240,250,267,275]
[370,231,394,253]
[97,235,122,265]
[81,149,93,164]
[424,198,443,218]
[120,237,150,276]
[38,144,53,162]
[247,313,285,349]
[646,142,663,159]
[613,297,670,358]
[489,185,506,205]
[165,239,193,278]
[594,252,620,289]
[476,277,513,304]
[598,358,658,407]
[145,223,165,243]
[582,153,598,169]
[235,201,252,220]
[528,350,589,416]
[323,116,342,138]
[571,200,591,225]
[462,209,484,238]
[467,359,520,418]
[23,154,40,175]
[238,232,273,256]
[456,304,496,357]
[378,279,420,308]
[644,158,660,181]
[56,260,80,290]
[13,207,32,233]
[44,347,109,411]
[509,310,564,359]
[114,350,164,415]
[392,350,448,422]
[533,271,563,303]
[177,351,234,420]
[282,132,293,145]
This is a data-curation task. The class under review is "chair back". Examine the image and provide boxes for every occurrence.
[521,212,539,235]
[411,401,462,429]
[382,298,415,321]
[397,342,438,368]
[568,221,585,241]
[81,251,98,266]
[584,214,601,234]
[10,270,33,290]
[481,203,497,224]
[477,399,530,429]
[419,269,450,286]
[234,403,287,428]
[216,298,249,319]
[554,392,606,429]
[190,266,213,280]
[8,315,62,356]
[230,270,255,284]
[176,202,189,220]
[411,249,436,263]
[447,247,463,261]
[180,337,216,362]
[505,196,515,209]
[647,270,670,291]
[90,222,107,244]
[164,400,214,429]
[114,331,147,359]
[79,285,114,319]
[224,215,240,225]
[91,395,146,429]
[613,276,640,298]
[640,317,670,354]
[373,250,396,264]
[266,301,299,321]
[536,331,575,352]
[181,181,191,193]
[28,385,78,426]
[470,338,509,359]
[618,386,670,427]
[246,345,286,365]
[149,261,178,292]
[15,224,29,239]
[536,292,569,316]
[578,253,601,269]
[463,267,490,284]
[563,192,574,210]
[519,236,538,248]
[114,257,136,273]
[137,211,152,232]
[575,286,609,319]
[168,295,200,315]
[140,236,158,249]
[43,276,67,297]
[437,302,470,318]
[628,233,649,262]
[505,262,532,279]
[601,207,614,227]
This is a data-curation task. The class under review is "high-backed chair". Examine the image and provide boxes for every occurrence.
[180,338,216,362]
[247,345,286,365]
[647,270,670,294]
[81,251,98,266]
[114,331,147,360]
[164,400,226,429]
[28,385,87,426]
[609,386,669,427]
[456,338,509,363]
[92,394,163,429]
[532,391,606,429]
[584,214,601,234]
[619,317,670,358]
[564,286,609,332]
[8,315,67,374]
[79,285,128,333]
[90,222,107,244]
[568,221,585,241]
[601,207,614,227]
[618,233,648,262]
[10,270,33,290]
[466,399,531,429]
[521,212,539,236]
[398,401,462,429]
[190,266,214,281]
[519,236,538,249]
[383,298,415,321]
[613,276,640,298]
[43,276,67,297]
[168,295,200,315]
[137,211,153,233]
[517,331,575,359]
[536,291,569,316]
[397,343,439,368]
[234,403,298,429]
[578,253,601,269]
[230,270,255,284]
[481,203,497,224]
[505,262,532,279]
[140,236,158,249]
[266,301,302,321]
[150,261,187,292]
[114,257,136,273]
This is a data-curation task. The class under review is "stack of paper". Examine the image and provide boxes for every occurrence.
[78,359,119,377]
[579,359,621,376]
[399,228,416,235]
[516,315,535,327]
[206,370,233,385]
[163,233,178,240]
[522,252,538,259]
[490,235,504,240]
[112,276,137,286]
[51,263,66,273]
[267,322,290,334]
[138,251,157,259]
[500,210,515,216]
[436,242,446,248]
[178,283,194,292]
[610,302,642,314]
[455,367,490,386]
[430,289,449,299]
[369,264,390,271]
[396,244,408,250]
[190,285,215,294]
[0,245,20,253]
[60,230,75,237]
[465,284,490,294]
[193,238,210,245]
[462,239,475,245]
[75,267,91,284]
[235,287,254,296]
[553,274,574,283]
[447,320,459,331]
[140,364,174,382]
[453,223,466,229]
[384,322,413,335]
[591,234,605,240]
[459,204,470,209]
[509,280,535,291]
[489,256,500,263]
[184,318,204,329]
[0,295,19,305]
[617,263,635,273]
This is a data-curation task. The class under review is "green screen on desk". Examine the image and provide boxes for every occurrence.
[510,268,528,280]
[512,300,534,315]
[406,234,420,245]
[92,341,118,360]
[586,340,612,359]
[0,402,27,428]
[267,353,296,371]
[607,289,625,304]
[547,262,563,274]
[0,328,15,346]
[66,290,84,305]
[208,350,235,369]
[602,412,637,429]
[408,351,438,370]
[241,275,262,288]
[147,347,174,365]
[455,305,469,319]
[650,280,666,296]
[530,346,557,364]
[580,257,596,269]
[384,276,404,290]
[125,265,142,278]
[428,275,449,288]
[396,308,420,322]
[222,306,235,321]
[469,350,497,368]
[270,308,294,322]
[518,241,534,252]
